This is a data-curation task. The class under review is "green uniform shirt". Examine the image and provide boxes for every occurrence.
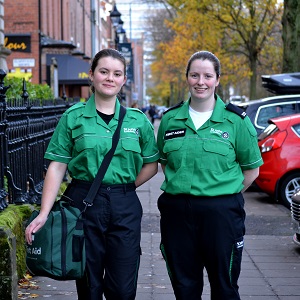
[157,95,263,196]
[45,95,160,184]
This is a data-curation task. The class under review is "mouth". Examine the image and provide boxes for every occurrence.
[194,87,207,92]
[103,84,115,88]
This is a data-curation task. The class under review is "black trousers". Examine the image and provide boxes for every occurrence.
[66,180,142,300]
[158,192,245,300]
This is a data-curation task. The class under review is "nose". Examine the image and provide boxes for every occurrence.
[197,75,204,84]
[107,72,114,81]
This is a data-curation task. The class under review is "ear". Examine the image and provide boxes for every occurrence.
[215,75,220,87]
[89,69,93,81]
[122,75,127,86]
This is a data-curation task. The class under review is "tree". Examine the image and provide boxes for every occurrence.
[282,0,300,72]
[208,0,283,99]
[144,4,181,105]
[148,1,227,104]
[151,0,283,100]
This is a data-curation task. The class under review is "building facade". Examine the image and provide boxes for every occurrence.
[116,0,167,107]
[4,0,114,99]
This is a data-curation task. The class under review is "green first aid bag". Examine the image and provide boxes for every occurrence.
[26,199,86,280]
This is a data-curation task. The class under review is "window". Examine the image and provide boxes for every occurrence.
[292,124,300,137]
[256,103,297,129]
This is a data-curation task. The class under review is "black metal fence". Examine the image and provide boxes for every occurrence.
[0,70,79,211]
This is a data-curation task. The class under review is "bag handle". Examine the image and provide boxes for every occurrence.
[83,105,126,206]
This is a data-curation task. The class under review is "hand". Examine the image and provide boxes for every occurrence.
[25,214,48,245]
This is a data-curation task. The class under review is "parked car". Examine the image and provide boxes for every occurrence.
[228,95,248,105]
[255,113,300,208]
[237,94,300,135]
[291,188,300,246]
[156,106,168,119]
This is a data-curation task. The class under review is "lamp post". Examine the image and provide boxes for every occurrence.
[109,4,121,49]
[117,25,126,44]
[109,4,134,106]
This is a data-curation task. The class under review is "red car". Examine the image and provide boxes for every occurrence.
[255,113,300,208]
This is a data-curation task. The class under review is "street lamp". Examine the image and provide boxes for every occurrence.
[110,4,121,28]
[110,4,123,49]
[109,4,133,106]
[117,25,126,44]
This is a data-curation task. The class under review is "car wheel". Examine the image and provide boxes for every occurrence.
[293,233,300,246]
[279,172,300,208]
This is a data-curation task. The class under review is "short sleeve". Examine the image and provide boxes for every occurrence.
[157,117,167,165]
[235,116,263,170]
[44,113,73,163]
[139,114,160,163]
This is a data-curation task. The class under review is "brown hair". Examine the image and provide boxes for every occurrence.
[90,48,127,93]
[185,51,221,79]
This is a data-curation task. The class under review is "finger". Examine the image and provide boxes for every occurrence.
[25,232,32,244]
[25,224,36,244]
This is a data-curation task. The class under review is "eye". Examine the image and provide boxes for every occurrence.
[115,73,122,77]
[100,70,107,75]
[190,73,198,79]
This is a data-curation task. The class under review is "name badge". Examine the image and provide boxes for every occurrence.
[164,129,186,140]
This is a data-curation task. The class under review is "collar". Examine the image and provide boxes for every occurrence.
[210,94,226,123]
[83,94,121,120]
[175,94,225,123]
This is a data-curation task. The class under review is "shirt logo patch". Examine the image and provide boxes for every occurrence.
[210,128,229,139]
[210,128,223,136]
[164,129,186,140]
[222,132,229,139]
[124,128,139,135]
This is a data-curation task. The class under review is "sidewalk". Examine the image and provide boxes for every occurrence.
[19,167,300,299]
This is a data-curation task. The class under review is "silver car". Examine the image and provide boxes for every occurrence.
[291,188,300,246]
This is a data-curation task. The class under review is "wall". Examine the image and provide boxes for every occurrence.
[4,0,40,83]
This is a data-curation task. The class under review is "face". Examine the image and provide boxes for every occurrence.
[89,56,126,99]
[187,59,220,102]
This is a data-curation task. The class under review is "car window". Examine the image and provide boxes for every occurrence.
[258,123,277,141]
[256,103,297,129]
[292,124,300,137]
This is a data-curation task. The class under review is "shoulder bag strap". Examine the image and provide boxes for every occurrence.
[83,105,126,206]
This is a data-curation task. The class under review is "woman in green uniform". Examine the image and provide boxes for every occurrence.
[25,48,160,300]
[157,51,263,299]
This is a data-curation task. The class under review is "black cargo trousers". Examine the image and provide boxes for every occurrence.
[158,192,245,300]
[65,179,142,300]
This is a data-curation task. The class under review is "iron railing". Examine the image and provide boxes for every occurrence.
[0,70,79,210]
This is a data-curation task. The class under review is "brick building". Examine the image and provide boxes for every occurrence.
[4,0,113,99]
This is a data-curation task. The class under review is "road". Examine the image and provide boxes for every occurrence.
[244,185,295,236]
[141,176,295,238]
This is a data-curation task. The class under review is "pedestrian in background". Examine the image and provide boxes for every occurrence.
[25,48,159,300]
[157,50,263,299]
[131,102,139,109]
[148,104,157,124]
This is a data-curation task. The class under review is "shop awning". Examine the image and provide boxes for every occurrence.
[46,54,90,85]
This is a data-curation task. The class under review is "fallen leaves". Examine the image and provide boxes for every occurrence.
[18,272,40,299]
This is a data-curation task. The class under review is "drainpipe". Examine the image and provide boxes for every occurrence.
[38,0,42,83]
[91,0,96,57]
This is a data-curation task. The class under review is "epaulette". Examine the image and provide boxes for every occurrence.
[226,103,247,119]
[65,101,85,113]
[163,101,184,115]
[69,101,85,109]
[129,107,143,114]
